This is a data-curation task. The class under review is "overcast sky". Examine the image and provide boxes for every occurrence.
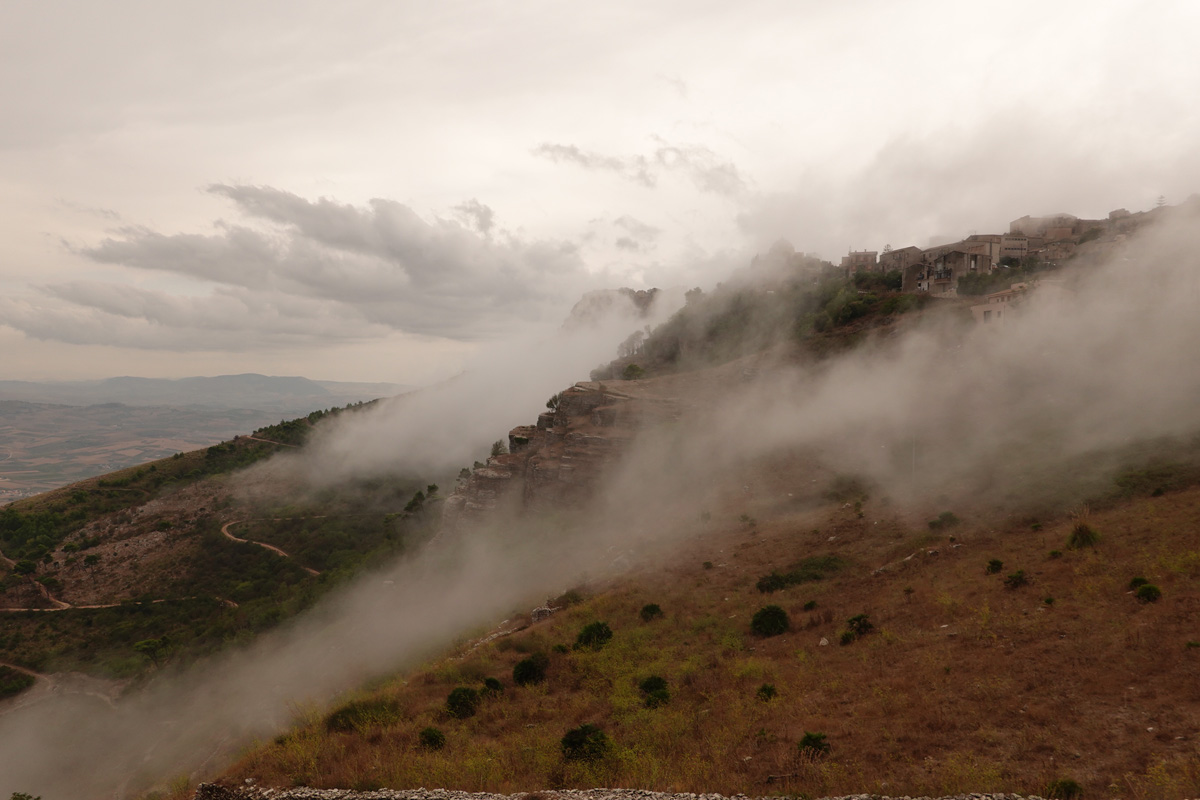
[2,0,1197,383]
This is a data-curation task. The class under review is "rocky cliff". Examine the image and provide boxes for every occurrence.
[440,382,679,534]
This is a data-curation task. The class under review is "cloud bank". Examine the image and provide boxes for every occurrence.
[0,186,603,352]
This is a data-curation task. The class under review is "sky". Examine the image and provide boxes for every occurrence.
[2,0,1198,384]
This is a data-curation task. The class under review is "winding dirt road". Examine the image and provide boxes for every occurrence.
[221,520,321,576]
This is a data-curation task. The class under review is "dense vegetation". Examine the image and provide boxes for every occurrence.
[592,270,931,379]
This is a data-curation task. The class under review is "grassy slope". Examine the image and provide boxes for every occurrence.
[224,473,1200,799]
[216,273,1200,799]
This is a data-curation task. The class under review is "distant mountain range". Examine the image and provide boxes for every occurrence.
[0,373,412,416]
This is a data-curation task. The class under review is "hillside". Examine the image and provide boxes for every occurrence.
[0,402,443,686]
[213,357,1200,799]
[6,215,1200,800]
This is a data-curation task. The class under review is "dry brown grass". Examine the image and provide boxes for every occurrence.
[223,481,1200,798]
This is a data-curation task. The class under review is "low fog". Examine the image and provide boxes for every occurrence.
[4,210,1200,799]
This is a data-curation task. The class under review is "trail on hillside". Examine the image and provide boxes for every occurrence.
[220,520,322,576]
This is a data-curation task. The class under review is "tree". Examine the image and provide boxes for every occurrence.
[134,637,168,669]
[622,363,645,380]
[491,440,507,457]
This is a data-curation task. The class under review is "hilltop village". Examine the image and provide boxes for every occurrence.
[754,198,1193,324]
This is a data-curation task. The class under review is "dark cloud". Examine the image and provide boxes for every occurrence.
[0,186,598,350]
[533,140,746,197]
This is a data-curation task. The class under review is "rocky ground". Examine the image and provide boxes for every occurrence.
[195,786,1051,800]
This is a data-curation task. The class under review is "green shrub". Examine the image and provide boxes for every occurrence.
[325,697,402,732]
[574,621,613,651]
[513,653,549,686]
[1049,550,1063,559]
[703,561,714,570]
[622,364,645,380]
[798,731,830,756]
[1067,523,1099,549]
[561,723,610,761]
[481,677,504,698]
[750,605,790,637]
[638,675,668,694]
[1135,584,1162,603]
[756,683,777,702]
[927,511,960,530]
[840,613,874,645]
[1004,570,1029,589]
[986,559,1004,575]
[1186,641,1200,649]
[1045,777,1083,799]
[1044,596,1055,606]
[756,554,845,593]
[637,675,670,707]
[639,603,663,622]
[1128,577,1149,590]
[552,644,569,654]
[418,726,446,750]
[446,687,480,719]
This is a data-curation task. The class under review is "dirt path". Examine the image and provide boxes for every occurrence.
[244,435,299,448]
[221,520,321,576]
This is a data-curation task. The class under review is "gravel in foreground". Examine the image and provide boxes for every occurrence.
[194,785,1049,800]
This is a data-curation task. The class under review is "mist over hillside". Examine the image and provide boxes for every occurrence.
[2,209,1200,799]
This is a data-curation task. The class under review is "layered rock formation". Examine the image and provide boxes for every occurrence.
[440,382,678,535]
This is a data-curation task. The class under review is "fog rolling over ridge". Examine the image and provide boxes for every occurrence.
[4,212,1200,799]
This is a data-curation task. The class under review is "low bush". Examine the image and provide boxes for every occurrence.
[756,683,777,702]
[1129,577,1149,590]
[574,621,614,651]
[846,613,874,636]
[798,731,830,756]
[927,511,960,530]
[481,677,504,698]
[840,613,874,645]
[561,723,610,761]
[446,687,480,719]
[986,559,1004,575]
[750,605,789,637]
[638,675,670,707]
[325,697,402,732]
[1004,570,1029,589]
[639,603,663,622]
[1045,777,1083,799]
[513,653,549,686]
[756,554,845,593]
[418,726,446,750]
[1135,584,1162,603]
[1067,523,1099,549]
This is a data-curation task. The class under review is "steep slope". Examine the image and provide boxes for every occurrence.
[214,360,1200,799]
